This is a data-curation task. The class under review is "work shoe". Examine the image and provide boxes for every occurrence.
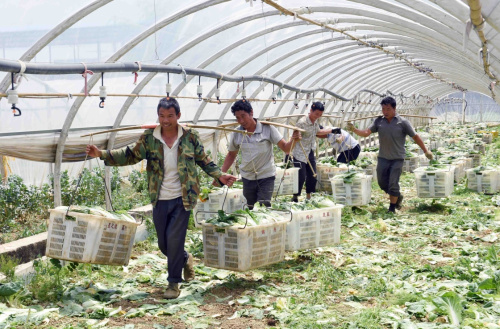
[395,195,404,210]
[164,282,180,299]
[183,252,195,282]
[291,196,299,203]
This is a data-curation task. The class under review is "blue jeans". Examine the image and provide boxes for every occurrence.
[152,197,191,283]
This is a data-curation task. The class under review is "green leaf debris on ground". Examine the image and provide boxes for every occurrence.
[1,123,500,328]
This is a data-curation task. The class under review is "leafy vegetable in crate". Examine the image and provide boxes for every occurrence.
[55,206,137,223]
[205,208,287,227]
[318,156,337,166]
[335,171,360,184]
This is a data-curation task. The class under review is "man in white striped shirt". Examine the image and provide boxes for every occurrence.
[326,127,361,163]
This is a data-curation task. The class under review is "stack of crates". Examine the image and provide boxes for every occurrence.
[202,219,287,271]
[466,167,499,194]
[285,205,343,251]
[194,188,245,227]
[403,157,419,173]
[330,172,372,206]
[414,166,455,198]
[46,208,140,265]
[316,165,349,192]
[273,167,300,196]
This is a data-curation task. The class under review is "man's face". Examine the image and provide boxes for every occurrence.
[309,109,323,123]
[158,107,180,130]
[234,110,254,129]
[381,104,396,119]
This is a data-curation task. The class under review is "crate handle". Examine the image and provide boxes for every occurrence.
[194,209,218,225]
[127,211,145,225]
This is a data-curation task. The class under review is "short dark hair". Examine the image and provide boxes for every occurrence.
[231,99,253,115]
[380,96,396,109]
[311,101,325,111]
[157,97,180,115]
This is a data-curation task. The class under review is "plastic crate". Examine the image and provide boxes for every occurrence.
[414,166,454,198]
[418,155,430,168]
[482,133,493,144]
[194,188,245,227]
[467,153,481,167]
[273,167,300,196]
[202,220,287,271]
[330,173,372,206]
[466,168,498,194]
[285,205,343,251]
[46,208,140,265]
[358,152,378,161]
[473,143,486,154]
[316,165,349,192]
[403,157,419,173]
[451,160,466,182]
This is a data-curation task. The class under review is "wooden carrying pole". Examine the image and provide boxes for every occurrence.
[217,121,306,133]
[81,123,253,137]
[347,114,437,122]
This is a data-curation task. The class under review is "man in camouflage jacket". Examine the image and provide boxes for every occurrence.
[87,98,236,299]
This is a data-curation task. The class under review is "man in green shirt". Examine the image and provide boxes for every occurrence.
[87,97,236,298]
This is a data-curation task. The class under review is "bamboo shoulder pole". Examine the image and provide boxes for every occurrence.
[81,123,253,137]
[217,120,306,132]
[260,121,306,133]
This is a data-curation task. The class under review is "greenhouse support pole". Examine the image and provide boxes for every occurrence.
[105,167,112,211]
[0,156,7,185]
[480,94,483,122]
[462,92,466,124]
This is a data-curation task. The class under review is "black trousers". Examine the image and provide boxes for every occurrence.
[337,144,361,164]
[241,176,275,208]
[286,150,317,197]
[376,157,404,197]
[152,197,191,283]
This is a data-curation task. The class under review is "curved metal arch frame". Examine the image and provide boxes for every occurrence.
[0,0,114,94]
[35,0,496,205]
[215,46,388,123]
[272,53,393,117]
[53,0,231,206]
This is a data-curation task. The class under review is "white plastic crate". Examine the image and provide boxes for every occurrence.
[418,155,430,168]
[358,152,378,161]
[403,157,419,173]
[285,205,343,251]
[358,163,377,183]
[451,160,466,182]
[194,188,245,227]
[466,168,498,194]
[482,133,493,144]
[330,173,372,206]
[46,208,140,265]
[273,167,300,196]
[202,221,287,271]
[468,153,481,167]
[414,166,454,198]
[474,143,486,154]
[460,157,473,170]
[316,165,349,192]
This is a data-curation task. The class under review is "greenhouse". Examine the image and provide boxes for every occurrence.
[1,0,500,328]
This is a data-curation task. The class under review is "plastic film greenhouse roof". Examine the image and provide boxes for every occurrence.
[0,0,500,135]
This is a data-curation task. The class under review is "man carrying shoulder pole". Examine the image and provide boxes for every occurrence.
[347,96,433,213]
